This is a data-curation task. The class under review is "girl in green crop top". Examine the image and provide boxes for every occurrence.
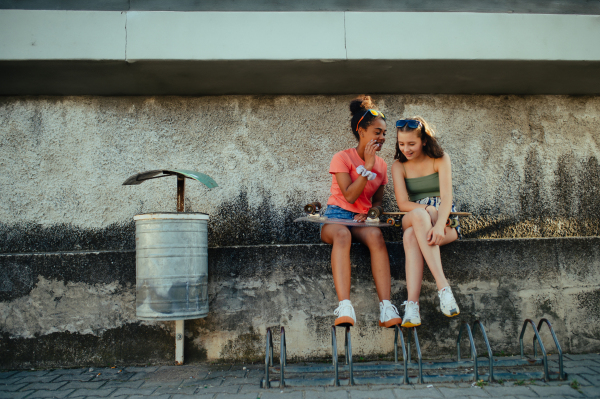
[390,116,461,328]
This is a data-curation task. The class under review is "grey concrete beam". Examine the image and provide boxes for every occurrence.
[1,0,599,14]
[1,59,600,95]
[0,10,126,60]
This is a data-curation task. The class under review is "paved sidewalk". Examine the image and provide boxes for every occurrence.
[2,354,600,399]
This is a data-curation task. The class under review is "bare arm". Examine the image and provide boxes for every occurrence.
[434,153,453,229]
[334,172,369,204]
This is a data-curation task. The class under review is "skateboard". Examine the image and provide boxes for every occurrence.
[367,206,471,228]
[294,202,470,228]
[293,202,392,228]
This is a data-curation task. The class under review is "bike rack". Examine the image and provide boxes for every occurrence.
[260,318,566,388]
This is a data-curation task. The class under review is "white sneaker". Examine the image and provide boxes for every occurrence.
[334,299,356,327]
[379,300,402,328]
[401,301,421,327]
[438,286,460,317]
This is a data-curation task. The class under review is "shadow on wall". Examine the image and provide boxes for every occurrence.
[0,153,598,253]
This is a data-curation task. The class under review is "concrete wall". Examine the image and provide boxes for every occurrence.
[1,94,599,367]
[1,94,599,250]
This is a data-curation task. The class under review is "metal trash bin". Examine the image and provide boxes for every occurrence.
[134,213,209,320]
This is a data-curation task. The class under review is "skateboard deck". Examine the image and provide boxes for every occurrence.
[294,216,391,228]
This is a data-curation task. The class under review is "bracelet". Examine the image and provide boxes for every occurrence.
[356,165,377,181]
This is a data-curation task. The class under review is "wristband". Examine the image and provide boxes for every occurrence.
[356,165,377,181]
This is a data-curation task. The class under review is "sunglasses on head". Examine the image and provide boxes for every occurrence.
[396,119,422,129]
[357,109,386,130]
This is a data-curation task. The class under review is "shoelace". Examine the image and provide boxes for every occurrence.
[334,304,352,316]
[401,301,419,318]
[382,302,400,317]
[439,289,457,307]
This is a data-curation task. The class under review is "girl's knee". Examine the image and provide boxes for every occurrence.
[333,228,352,245]
[409,208,431,225]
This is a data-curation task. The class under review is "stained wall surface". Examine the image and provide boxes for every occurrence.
[1,94,600,366]
[1,95,599,250]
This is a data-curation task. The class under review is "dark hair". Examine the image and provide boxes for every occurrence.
[349,95,385,141]
[394,116,444,162]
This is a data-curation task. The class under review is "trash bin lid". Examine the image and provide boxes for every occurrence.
[134,212,209,221]
[123,169,218,188]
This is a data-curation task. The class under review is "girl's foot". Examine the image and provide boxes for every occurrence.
[401,301,421,327]
[378,300,402,328]
[438,286,460,317]
[334,299,356,327]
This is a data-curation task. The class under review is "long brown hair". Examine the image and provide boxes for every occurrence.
[394,116,444,162]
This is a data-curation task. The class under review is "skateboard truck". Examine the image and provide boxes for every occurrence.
[304,202,327,221]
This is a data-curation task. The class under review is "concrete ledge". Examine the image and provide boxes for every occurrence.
[0,10,125,60]
[1,237,599,367]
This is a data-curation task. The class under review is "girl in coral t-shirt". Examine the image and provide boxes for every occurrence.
[321,96,402,329]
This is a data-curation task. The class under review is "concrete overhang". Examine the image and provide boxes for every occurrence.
[1,10,599,94]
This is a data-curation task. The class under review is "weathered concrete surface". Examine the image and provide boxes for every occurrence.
[1,238,599,368]
[1,95,599,251]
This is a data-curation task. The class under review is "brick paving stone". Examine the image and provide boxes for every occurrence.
[483,386,537,397]
[124,367,160,373]
[438,387,491,397]
[0,372,19,379]
[394,387,443,397]
[59,381,107,390]
[349,390,396,399]
[566,361,600,368]
[171,394,215,399]
[0,377,26,386]
[18,376,61,383]
[580,374,600,385]
[47,369,87,375]
[22,382,68,391]
[0,390,33,399]
[69,388,117,398]
[54,374,95,382]
[0,382,28,391]
[213,394,256,399]
[305,390,348,399]
[139,380,183,389]
[565,355,600,362]
[102,380,146,389]
[261,391,303,399]
[13,371,50,378]
[196,384,240,394]
[529,385,584,397]
[580,386,600,398]
[153,385,197,395]
[566,368,598,376]
[128,395,171,399]
[109,387,158,397]
[23,389,75,398]
[568,375,594,386]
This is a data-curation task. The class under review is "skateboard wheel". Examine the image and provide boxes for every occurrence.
[367,206,383,219]
[304,202,322,215]
[386,218,395,225]
[394,219,402,228]
[450,219,459,228]
[446,218,451,227]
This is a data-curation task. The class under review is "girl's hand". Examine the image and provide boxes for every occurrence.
[364,140,378,170]
[353,213,367,222]
[426,206,438,225]
[427,224,446,246]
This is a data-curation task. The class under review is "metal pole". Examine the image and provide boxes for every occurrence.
[175,320,184,365]
[177,175,185,212]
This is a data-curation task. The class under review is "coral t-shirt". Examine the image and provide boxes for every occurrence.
[327,148,388,214]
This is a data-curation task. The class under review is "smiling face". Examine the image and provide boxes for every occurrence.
[397,129,424,160]
[359,118,387,151]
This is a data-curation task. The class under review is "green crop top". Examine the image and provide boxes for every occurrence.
[405,172,440,201]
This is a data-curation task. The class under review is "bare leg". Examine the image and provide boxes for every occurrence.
[403,227,424,302]
[321,224,352,301]
[402,209,458,290]
[351,226,390,301]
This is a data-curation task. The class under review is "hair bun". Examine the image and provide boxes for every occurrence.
[349,95,375,116]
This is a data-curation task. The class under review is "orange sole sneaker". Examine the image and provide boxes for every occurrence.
[334,316,355,327]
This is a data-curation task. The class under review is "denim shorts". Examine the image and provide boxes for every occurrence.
[319,205,357,240]
[414,197,462,239]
